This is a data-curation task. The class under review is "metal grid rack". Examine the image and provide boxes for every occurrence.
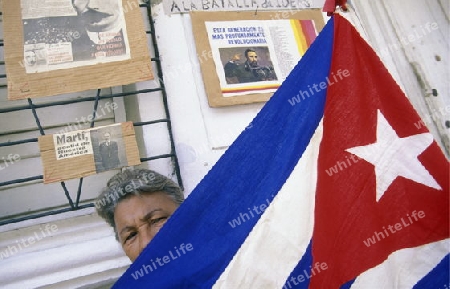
[0,3,183,226]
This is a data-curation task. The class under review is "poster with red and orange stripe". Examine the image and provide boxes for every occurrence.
[192,11,325,107]
[206,19,320,97]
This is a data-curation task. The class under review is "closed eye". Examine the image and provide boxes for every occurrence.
[124,231,137,244]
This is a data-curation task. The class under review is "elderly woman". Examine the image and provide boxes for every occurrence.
[96,169,184,262]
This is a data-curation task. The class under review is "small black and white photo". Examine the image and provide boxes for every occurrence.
[23,44,47,72]
[91,125,128,173]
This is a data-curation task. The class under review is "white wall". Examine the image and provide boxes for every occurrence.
[350,0,449,157]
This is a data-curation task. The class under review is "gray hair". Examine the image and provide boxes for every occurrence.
[95,169,184,238]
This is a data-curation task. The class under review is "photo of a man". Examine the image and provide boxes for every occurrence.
[24,50,37,67]
[92,126,127,173]
[220,47,277,84]
[22,43,48,73]
[71,0,129,61]
[223,53,242,83]
[99,132,120,170]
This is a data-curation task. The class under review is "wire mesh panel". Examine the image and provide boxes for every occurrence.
[0,2,183,226]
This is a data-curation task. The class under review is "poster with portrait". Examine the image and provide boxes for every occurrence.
[39,122,141,184]
[191,10,325,107]
[2,0,153,100]
[21,0,130,73]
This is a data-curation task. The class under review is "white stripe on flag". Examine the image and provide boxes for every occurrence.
[213,122,323,289]
[351,239,449,289]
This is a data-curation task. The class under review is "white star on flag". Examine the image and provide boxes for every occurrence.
[346,110,442,202]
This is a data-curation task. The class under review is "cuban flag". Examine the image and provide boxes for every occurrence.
[113,14,449,289]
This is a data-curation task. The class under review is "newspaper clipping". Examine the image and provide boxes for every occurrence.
[52,124,127,173]
[21,0,131,73]
[53,130,94,160]
[205,19,319,97]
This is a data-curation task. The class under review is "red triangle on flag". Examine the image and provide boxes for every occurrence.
[310,14,449,288]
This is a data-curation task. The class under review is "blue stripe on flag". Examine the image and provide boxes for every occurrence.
[113,17,335,289]
[413,254,449,289]
[282,240,357,289]
[282,241,313,289]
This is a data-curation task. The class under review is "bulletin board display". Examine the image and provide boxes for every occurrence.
[2,0,153,100]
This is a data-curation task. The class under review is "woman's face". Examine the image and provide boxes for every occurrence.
[114,192,179,262]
